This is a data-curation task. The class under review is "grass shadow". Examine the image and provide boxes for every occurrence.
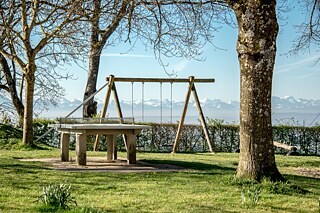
[0,161,52,174]
[283,174,320,191]
[140,159,235,172]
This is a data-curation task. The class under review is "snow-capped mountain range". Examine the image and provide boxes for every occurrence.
[56,96,320,112]
[38,96,320,125]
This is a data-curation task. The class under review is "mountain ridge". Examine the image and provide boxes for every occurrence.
[57,96,320,113]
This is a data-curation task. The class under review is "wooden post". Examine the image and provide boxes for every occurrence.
[112,83,124,123]
[106,134,117,161]
[76,132,87,166]
[101,75,115,118]
[60,132,70,161]
[192,84,214,153]
[126,134,137,164]
[172,76,194,153]
[113,134,117,160]
[106,135,114,161]
[112,83,128,150]
[94,75,115,151]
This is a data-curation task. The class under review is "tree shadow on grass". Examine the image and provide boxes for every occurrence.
[140,159,235,173]
[0,162,51,174]
[283,174,320,190]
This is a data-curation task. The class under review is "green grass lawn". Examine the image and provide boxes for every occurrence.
[0,148,319,212]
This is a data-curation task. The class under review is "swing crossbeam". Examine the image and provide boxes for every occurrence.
[94,75,215,153]
[106,76,215,83]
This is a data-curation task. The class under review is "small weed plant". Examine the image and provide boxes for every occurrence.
[241,186,261,207]
[37,183,76,210]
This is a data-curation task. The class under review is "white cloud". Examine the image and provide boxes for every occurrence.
[275,54,320,74]
[168,60,189,73]
[292,68,319,79]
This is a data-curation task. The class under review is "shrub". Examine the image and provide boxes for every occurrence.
[224,176,258,187]
[0,138,23,150]
[33,118,57,145]
[261,179,308,195]
[0,124,22,139]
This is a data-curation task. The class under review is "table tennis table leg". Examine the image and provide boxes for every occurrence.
[60,132,70,162]
[126,134,137,164]
[107,135,117,161]
[76,132,87,166]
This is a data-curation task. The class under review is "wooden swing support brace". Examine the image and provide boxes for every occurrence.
[171,76,214,153]
[94,75,215,153]
[93,75,127,151]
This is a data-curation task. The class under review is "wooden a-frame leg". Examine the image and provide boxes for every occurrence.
[172,76,194,153]
[192,84,214,153]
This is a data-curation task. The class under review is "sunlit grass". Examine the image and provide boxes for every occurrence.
[0,149,319,212]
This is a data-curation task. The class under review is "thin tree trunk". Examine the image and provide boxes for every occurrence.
[22,69,35,145]
[0,53,24,125]
[82,0,129,118]
[83,46,101,118]
[83,0,101,118]
[232,1,283,181]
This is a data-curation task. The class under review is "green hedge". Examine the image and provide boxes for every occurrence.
[31,121,320,155]
[0,119,58,149]
[135,123,320,155]
[273,125,320,155]
[0,124,23,139]
[2,119,319,155]
[135,123,240,153]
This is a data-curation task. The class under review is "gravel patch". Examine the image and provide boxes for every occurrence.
[20,157,188,173]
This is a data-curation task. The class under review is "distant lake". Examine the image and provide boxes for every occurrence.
[40,108,320,126]
[129,113,319,126]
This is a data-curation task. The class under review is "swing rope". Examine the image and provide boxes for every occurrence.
[142,82,144,122]
[131,82,134,119]
[170,82,173,124]
[160,82,163,124]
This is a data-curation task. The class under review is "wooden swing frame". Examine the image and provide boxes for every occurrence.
[93,75,215,153]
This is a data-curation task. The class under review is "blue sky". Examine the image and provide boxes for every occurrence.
[59,3,319,103]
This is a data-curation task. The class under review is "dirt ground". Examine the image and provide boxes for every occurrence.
[20,157,188,173]
[294,167,320,178]
[20,157,320,177]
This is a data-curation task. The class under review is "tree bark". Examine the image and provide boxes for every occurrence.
[22,66,35,145]
[0,53,24,125]
[82,0,129,118]
[83,46,101,118]
[82,0,101,118]
[232,1,283,181]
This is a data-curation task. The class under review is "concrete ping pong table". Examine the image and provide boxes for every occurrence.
[51,124,150,165]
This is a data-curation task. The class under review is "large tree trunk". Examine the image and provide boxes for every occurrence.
[0,53,24,125]
[232,1,283,181]
[22,67,35,145]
